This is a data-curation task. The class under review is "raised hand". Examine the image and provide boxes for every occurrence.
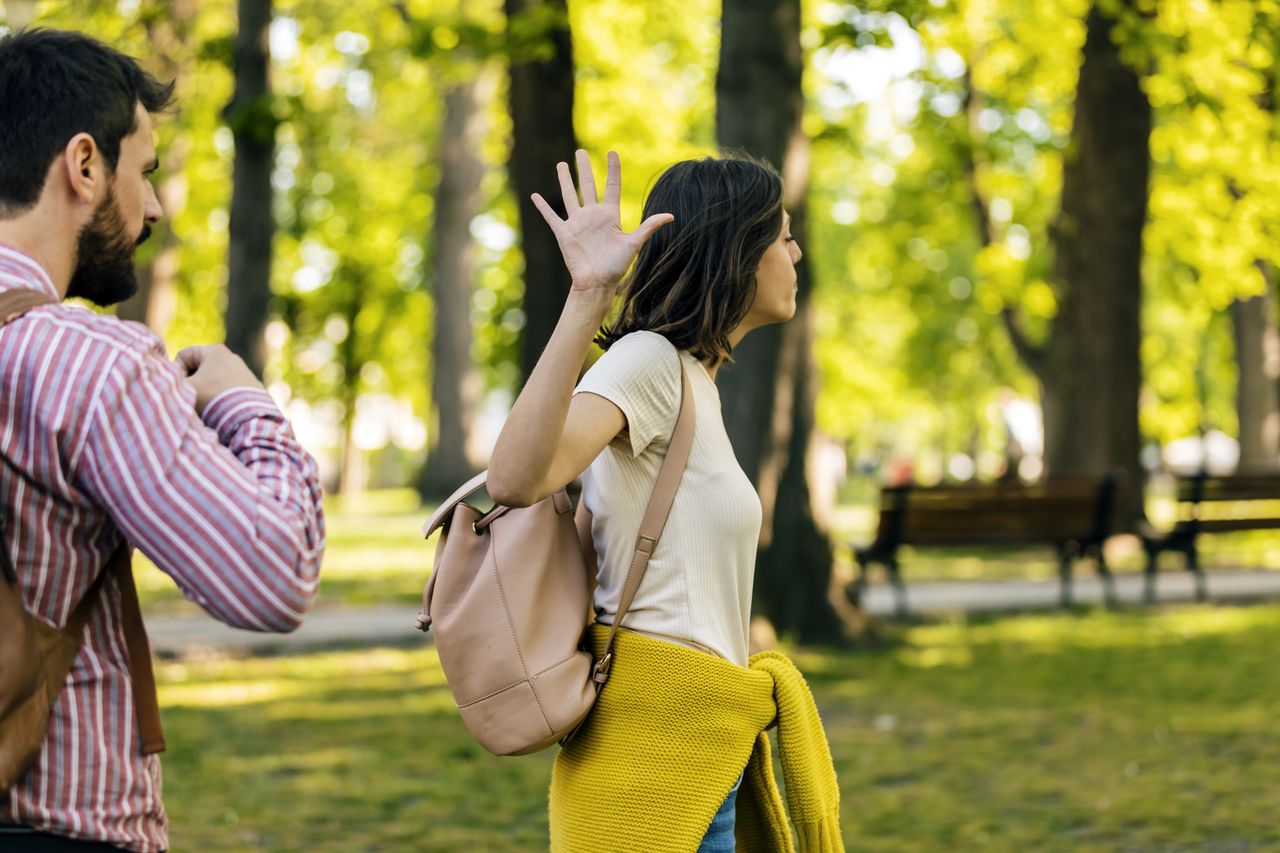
[531,149,674,296]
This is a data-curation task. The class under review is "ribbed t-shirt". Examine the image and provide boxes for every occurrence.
[573,330,763,666]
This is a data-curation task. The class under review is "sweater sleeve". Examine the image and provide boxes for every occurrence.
[574,331,681,457]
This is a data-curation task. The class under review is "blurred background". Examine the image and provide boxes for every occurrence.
[4,0,1276,628]
[4,0,1279,849]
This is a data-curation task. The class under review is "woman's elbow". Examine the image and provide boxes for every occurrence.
[486,477,534,508]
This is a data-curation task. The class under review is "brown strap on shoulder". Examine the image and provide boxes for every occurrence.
[0,291,165,755]
[33,552,166,757]
[594,362,696,684]
[108,548,166,754]
[0,288,56,324]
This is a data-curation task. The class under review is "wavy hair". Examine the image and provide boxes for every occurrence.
[596,153,783,366]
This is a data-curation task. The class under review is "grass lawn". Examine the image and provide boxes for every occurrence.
[133,489,1280,615]
[156,603,1280,851]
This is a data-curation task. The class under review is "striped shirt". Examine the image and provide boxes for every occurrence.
[0,245,325,852]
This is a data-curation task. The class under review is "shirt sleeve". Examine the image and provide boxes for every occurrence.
[73,346,325,632]
[573,331,681,458]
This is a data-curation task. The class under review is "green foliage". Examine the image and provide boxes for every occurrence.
[12,0,1276,483]
[807,0,1278,466]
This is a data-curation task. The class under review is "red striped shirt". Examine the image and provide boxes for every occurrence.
[0,245,325,851]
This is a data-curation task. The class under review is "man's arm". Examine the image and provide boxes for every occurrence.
[74,344,325,632]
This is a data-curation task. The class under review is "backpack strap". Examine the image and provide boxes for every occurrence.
[108,546,166,754]
[0,287,56,590]
[0,288,56,324]
[0,288,165,755]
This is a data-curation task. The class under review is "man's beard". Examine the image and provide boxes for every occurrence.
[66,186,151,307]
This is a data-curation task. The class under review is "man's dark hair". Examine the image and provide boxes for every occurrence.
[0,28,174,216]
[597,154,784,367]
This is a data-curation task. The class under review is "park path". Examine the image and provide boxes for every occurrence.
[142,568,1280,658]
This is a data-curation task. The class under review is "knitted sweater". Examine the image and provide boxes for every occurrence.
[549,625,844,852]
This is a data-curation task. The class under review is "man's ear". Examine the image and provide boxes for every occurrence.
[62,133,102,206]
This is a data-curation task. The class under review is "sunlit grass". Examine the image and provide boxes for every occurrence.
[154,604,1280,851]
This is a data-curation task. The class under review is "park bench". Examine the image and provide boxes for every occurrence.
[1140,471,1280,603]
[847,475,1121,617]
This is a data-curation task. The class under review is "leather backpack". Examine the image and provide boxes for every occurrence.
[415,361,695,756]
[0,288,165,789]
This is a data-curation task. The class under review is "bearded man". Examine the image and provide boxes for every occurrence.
[0,29,325,852]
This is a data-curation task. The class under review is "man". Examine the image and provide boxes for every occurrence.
[0,29,325,852]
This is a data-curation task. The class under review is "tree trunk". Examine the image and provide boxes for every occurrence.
[119,148,186,332]
[1039,2,1151,526]
[332,280,365,495]
[1232,263,1280,469]
[504,0,577,383]
[717,0,843,643]
[118,0,195,333]
[419,75,490,499]
[223,0,275,378]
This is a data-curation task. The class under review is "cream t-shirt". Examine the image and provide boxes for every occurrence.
[572,330,763,666]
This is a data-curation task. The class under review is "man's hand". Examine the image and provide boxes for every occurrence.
[175,345,264,414]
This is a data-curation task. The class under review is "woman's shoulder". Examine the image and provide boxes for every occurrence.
[586,330,681,397]
[605,330,679,359]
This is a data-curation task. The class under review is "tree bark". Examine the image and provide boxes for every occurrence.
[717,0,843,643]
[419,75,490,499]
[504,0,577,383]
[223,0,275,378]
[119,146,186,332]
[334,280,365,496]
[1232,263,1280,469]
[1040,2,1151,525]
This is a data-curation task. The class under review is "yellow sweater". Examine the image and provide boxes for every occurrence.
[549,625,844,852]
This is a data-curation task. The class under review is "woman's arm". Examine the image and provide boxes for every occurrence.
[486,150,672,507]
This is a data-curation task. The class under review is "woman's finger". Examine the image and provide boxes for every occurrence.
[630,213,675,247]
[602,151,622,207]
[556,161,581,213]
[531,193,565,233]
[575,149,599,206]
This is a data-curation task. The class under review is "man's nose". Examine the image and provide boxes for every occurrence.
[145,181,163,224]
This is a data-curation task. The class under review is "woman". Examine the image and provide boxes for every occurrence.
[487,150,841,852]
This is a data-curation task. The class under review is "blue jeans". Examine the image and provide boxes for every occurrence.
[697,773,743,852]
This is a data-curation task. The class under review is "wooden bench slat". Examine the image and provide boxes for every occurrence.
[1176,518,1280,534]
[1177,475,1280,502]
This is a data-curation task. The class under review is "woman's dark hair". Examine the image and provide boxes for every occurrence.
[0,28,174,216]
[596,153,784,366]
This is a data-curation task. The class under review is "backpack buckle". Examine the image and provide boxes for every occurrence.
[591,652,613,685]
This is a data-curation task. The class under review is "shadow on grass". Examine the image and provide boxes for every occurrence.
[795,603,1280,851]
[158,647,553,852]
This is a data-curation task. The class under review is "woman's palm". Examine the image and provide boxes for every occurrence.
[532,150,673,294]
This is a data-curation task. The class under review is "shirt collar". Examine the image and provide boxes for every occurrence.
[0,243,60,300]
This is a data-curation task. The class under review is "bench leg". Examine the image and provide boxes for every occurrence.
[1094,545,1117,608]
[1188,541,1207,602]
[886,558,908,619]
[1143,543,1159,604]
[1058,546,1073,608]
[846,556,870,609]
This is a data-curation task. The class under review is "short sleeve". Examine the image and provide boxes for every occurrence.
[574,331,681,457]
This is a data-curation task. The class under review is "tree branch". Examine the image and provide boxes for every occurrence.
[1000,306,1049,379]
[962,66,1048,374]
